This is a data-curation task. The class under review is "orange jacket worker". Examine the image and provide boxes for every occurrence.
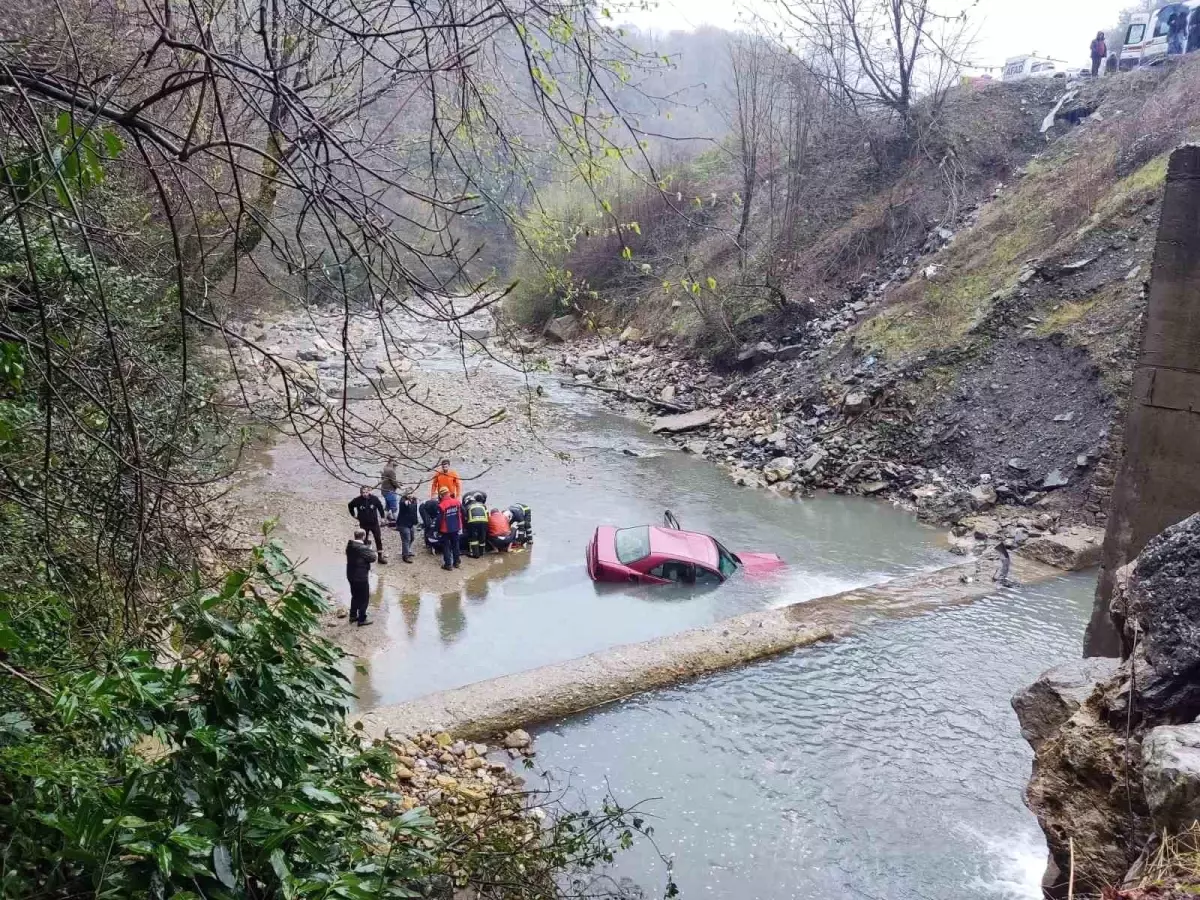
[429,458,462,499]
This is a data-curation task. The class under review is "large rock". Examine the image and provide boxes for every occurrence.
[1142,724,1200,830]
[735,342,776,367]
[543,315,582,343]
[969,483,997,510]
[1012,657,1120,750]
[762,457,796,484]
[1019,527,1104,572]
[843,391,870,415]
[650,408,719,434]
[618,326,643,344]
[1123,512,1200,722]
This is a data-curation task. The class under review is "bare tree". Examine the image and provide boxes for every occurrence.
[727,34,782,264]
[0,0,656,614]
[774,0,970,129]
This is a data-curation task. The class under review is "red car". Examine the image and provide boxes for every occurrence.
[586,524,786,585]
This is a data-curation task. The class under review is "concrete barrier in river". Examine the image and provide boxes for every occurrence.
[359,556,1060,741]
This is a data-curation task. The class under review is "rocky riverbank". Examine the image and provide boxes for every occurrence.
[1014,513,1200,897]
[520,322,1109,561]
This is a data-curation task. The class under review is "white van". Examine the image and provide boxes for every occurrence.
[1121,1,1200,68]
[1001,55,1061,82]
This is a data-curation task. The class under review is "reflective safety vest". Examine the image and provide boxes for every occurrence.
[466,502,488,525]
[509,504,530,523]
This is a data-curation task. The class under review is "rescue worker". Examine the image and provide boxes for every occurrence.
[345,529,376,626]
[396,491,419,563]
[380,457,400,522]
[464,494,489,558]
[348,486,387,563]
[507,503,532,545]
[436,486,463,570]
[1169,11,1187,55]
[429,458,462,499]
[419,497,442,553]
[487,507,514,552]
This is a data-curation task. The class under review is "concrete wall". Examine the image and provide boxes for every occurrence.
[1085,145,1200,657]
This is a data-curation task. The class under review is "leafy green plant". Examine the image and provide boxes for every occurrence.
[0,541,436,899]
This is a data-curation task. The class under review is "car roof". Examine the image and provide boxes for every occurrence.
[647,526,718,567]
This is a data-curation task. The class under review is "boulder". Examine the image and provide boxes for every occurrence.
[1123,513,1200,721]
[543,315,582,343]
[1019,527,1103,571]
[660,385,677,402]
[619,326,643,344]
[1042,469,1070,489]
[762,457,796,484]
[970,483,998,510]
[736,342,777,367]
[651,408,720,434]
[298,347,328,362]
[1007,457,1031,473]
[843,391,870,415]
[1012,657,1120,750]
[861,481,889,495]
[1142,724,1200,830]
[503,729,532,750]
[800,448,827,474]
[683,440,709,456]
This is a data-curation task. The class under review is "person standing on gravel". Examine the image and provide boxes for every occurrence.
[436,486,463,570]
[380,458,400,523]
[397,491,419,563]
[1089,31,1107,76]
[429,458,462,499]
[345,529,376,626]
[348,486,388,564]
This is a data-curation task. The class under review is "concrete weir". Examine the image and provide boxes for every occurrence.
[360,556,1058,741]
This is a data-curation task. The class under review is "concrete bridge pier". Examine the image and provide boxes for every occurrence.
[1085,144,1200,657]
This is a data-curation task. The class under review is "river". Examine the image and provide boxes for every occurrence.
[251,330,1090,899]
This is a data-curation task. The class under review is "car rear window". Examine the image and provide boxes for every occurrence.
[615,527,651,564]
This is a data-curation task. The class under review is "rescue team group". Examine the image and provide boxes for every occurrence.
[343,458,533,626]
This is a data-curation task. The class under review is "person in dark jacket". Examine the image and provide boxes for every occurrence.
[1188,9,1200,53]
[436,486,463,570]
[348,486,387,563]
[419,497,442,552]
[1169,12,1187,55]
[345,529,376,626]
[1089,31,1107,76]
[396,492,419,563]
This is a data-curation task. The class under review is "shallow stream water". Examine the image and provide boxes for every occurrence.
[357,372,954,704]
[276,340,1090,900]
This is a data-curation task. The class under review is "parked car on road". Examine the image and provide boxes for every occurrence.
[587,521,785,586]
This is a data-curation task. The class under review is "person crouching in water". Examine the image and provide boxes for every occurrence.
[436,486,463,570]
[464,492,489,558]
[349,485,387,564]
[419,496,442,553]
[487,507,514,552]
[345,529,376,626]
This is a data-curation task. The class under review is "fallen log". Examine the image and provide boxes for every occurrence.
[558,379,690,413]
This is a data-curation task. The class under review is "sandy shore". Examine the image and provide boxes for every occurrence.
[223,306,552,659]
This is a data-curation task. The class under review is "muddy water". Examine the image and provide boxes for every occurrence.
[358,374,953,705]
[532,573,1094,900]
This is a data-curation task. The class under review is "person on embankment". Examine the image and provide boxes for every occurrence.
[436,486,463,571]
[345,529,377,626]
[349,485,388,564]
[397,491,419,563]
[429,458,462,499]
[1089,31,1107,76]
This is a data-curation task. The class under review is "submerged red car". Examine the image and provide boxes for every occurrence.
[586,523,786,585]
